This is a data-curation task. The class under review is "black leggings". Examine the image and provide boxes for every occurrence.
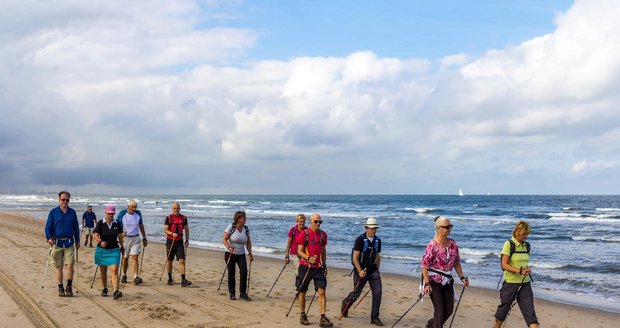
[428,280,454,328]
[225,252,248,295]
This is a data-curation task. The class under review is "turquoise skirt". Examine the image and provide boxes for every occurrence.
[94,247,120,266]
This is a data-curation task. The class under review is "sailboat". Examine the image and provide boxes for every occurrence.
[458,188,464,196]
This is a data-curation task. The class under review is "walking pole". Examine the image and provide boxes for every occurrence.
[448,286,466,328]
[74,246,79,294]
[217,251,234,292]
[266,263,288,297]
[247,255,252,295]
[352,288,371,310]
[286,265,312,318]
[500,273,528,328]
[340,269,366,320]
[41,245,53,290]
[160,239,175,281]
[306,290,317,313]
[90,247,104,289]
[138,244,145,277]
[391,293,425,328]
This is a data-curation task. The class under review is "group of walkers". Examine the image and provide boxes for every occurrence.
[44,190,539,327]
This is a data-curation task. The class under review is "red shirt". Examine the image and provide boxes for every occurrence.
[288,225,307,255]
[294,228,327,268]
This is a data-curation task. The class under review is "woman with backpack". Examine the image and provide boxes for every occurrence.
[222,211,253,301]
[421,216,469,328]
[494,221,539,328]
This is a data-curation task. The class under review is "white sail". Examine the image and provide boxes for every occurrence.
[459,188,464,196]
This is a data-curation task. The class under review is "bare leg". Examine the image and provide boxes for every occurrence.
[318,288,326,315]
[110,265,119,290]
[100,266,108,287]
[298,291,306,313]
[131,255,139,276]
[55,266,63,284]
[179,259,186,274]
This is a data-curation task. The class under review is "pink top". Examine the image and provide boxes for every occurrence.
[287,225,306,255]
[421,238,461,284]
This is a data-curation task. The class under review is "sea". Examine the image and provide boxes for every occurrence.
[1,194,618,313]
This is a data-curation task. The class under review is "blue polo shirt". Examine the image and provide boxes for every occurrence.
[45,206,80,247]
[82,210,97,228]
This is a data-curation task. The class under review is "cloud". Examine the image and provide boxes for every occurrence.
[1,0,620,194]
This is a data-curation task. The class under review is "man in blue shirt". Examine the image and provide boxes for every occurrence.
[45,191,80,297]
[82,205,97,247]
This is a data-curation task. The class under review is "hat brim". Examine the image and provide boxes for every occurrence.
[364,225,380,228]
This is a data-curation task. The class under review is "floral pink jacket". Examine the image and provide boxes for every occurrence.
[421,238,461,285]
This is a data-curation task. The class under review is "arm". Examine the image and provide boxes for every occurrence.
[223,231,234,253]
[284,235,293,264]
[72,211,80,249]
[184,222,189,247]
[376,253,381,270]
[454,261,469,286]
[422,267,431,294]
[45,212,54,244]
[501,255,531,276]
[246,234,253,262]
[352,250,365,277]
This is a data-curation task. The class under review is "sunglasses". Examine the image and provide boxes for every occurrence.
[439,225,453,229]
[60,198,70,202]
[313,220,323,224]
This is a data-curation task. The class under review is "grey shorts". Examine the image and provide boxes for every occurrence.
[123,235,142,257]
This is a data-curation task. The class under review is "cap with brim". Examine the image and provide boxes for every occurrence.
[104,205,116,213]
[364,217,380,228]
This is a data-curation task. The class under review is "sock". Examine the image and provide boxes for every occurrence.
[181,274,186,280]
[67,279,72,287]
[58,284,63,289]
[168,273,172,280]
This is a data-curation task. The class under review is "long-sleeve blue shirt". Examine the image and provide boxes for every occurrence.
[45,206,80,247]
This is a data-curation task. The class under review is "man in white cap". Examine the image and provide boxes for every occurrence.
[341,217,383,326]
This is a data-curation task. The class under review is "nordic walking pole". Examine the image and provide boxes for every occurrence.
[217,251,233,292]
[448,285,466,328]
[306,290,317,313]
[41,245,52,289]
[247,255,252,295]
[91,247,104,289]
[286,263,313,317]
[74,246,79,294]
[138,244,145,277]
[391,293,425,328]
[340,269,366,320]
[160,239,175,281]
[266,263,288,297]
[501,273,528,328]
[353,288,371,310]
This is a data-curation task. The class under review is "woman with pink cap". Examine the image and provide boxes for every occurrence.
[93,205,124,299]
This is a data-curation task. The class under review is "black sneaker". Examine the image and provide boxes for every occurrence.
[121,275,128,283]
[300,313,310,325]
[167,279,174,286]
[229,294,236,300]
[239,293,251,301]
[371,318,384,326]
[113,289,123,300]
[101,287,108,297]
[181,279,192,287]
[58,286,65,297]
[65,285,73,297]
[134,276,143,285]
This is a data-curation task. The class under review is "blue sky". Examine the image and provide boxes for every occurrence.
[1,0,619,195]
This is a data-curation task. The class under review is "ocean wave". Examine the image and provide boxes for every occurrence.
[596,208,620,212]
[404,207,437,213]
[186,204,230,209]
[381,254,419,261]
[459,248,496,257]
[548,213,619,223]
[530,261,564,269]
[209,199,247,204]
[561,207,581,211]
[572,235,620,243]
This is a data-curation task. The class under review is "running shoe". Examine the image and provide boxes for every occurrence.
[121,275,128,283]
[181,279,192,287]
[113,289,123,300]
[101,287,108,297]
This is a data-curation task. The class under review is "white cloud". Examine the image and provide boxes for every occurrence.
[571,160,614,174]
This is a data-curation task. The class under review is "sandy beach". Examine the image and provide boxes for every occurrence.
[0,212,617,328]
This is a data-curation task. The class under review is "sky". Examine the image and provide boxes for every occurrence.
[1,0,619,195]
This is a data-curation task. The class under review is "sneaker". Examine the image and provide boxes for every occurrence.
[133,276,143,285]
[58,286,65,297]
[319,316,333,327]
[101,287,108,297]
[113,289,123,300]
[426,319,433,328]
[239,293,251,301]
[167,279,174,286]
[84,241,88,246]
[229,294,236,300]
[65,285,73,297]
[371,318,384,326]
[181,279,192,287]
[300,313,310,325]
[121,275,128,283]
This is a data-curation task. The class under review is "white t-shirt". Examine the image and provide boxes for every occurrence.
[224,224,248,255]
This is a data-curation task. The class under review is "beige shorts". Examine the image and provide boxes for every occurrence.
[292,255,300,272]
[123,235,142,258]
[51,245,75,267]
[83,227,93,235]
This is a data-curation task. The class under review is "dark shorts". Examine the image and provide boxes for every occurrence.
[166,239,185,261]
[297,265,327,293]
